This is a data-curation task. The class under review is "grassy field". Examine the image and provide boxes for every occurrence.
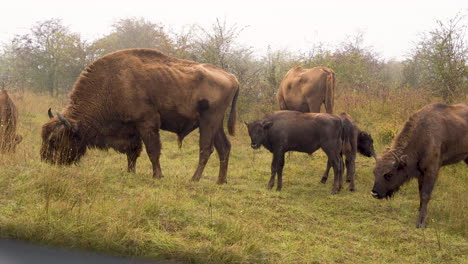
[0,90,467,263]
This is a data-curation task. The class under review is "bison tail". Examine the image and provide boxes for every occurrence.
[324,71,335,114]
[341,116,354,151]
[227,87,239,136]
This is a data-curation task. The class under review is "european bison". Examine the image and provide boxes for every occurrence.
[371,103,468,228]
[276,66,335,113]
[41,48,239,184]
[245,110,345,194]
[0,90,22,153]
[321,113,376,191]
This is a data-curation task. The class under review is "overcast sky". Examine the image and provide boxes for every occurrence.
[1,0,466,61]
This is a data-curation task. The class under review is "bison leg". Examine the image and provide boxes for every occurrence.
[345,154,356,191]
[306,97,322,113]
[138,123,164,179]
[416,170,437,228]
[269,151,285,191]
[323,146,344,194]
[126,141,142,173]
[327,154,343,195]
[213,126,231,184]
[320,160,331,183]
[191,115,218,182]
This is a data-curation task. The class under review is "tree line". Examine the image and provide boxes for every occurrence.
[0,15,466,104]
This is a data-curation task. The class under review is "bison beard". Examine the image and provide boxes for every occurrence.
[40,48,239,184]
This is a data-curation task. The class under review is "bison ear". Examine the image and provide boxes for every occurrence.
[262,120,273,130]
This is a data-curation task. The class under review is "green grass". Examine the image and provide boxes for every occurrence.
[0,91,466,263]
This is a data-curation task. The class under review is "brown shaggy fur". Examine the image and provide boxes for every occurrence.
[372,103,468,228]
[41,48,239,184]
[276,66,335,113]
[0,90,22,153]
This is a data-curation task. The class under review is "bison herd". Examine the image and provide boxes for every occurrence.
[1,48,467,228]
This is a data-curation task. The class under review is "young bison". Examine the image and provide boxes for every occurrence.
[321,113,376,191]
[245,111,344,194]
[372,103,468,228]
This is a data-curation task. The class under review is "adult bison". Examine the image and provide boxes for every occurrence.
[321,113,376,191]
[0,90,22,153]
[371,103,468,228]
[276,66,335,113]
[41,48,239,184]
[245,110,345,194]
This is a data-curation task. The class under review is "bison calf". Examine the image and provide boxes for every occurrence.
[321,113,376,191]
[371,103,468,228]
[245,111,344,194]
[0,90,22,153]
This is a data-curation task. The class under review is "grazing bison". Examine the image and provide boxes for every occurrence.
[0,90,22,153]
[371,103,468,228]
[41,48,239,184]
[321,113,376,191]
[276,66,335,113]
[245,110,345,194]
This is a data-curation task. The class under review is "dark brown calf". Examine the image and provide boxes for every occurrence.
[321,113,376,191]
[245,111,344,194]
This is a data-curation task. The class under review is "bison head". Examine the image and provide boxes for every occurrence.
[371,149,410,199]
[40,109,87,165]
[244,119,273,149]
[357,131,377,159]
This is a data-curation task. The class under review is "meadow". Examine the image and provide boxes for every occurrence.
[0,89,466,264]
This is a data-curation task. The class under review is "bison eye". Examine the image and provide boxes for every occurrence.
[384,173,391,181]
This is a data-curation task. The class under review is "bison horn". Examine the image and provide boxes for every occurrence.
[389,151,400,165]
[56,111,72,128]
[48,108,54,119]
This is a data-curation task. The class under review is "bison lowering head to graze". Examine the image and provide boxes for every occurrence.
[245,111,344,194]
[276,66,335,113]
[321,112,376,191]
[41,48,239,184]
[0,90,22,153]
[371,103,468,228]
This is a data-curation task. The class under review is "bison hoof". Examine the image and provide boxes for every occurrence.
[320,178,327,184]
[349,187,355,192]
[276,187,282,191]
[330,190,338,195]
[346,178,351,183]
[153,173,164,179]
[216,179,227,185]
[416,221,427,228]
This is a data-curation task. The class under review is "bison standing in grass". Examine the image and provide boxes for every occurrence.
[41,48,239,184]
[276,66,335,113]
[0,90,22,153]
[371,103,468,228]
[321,112,376,191]
[245,111,345,194]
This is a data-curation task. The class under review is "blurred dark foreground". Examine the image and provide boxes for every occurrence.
[0,239,177,264]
